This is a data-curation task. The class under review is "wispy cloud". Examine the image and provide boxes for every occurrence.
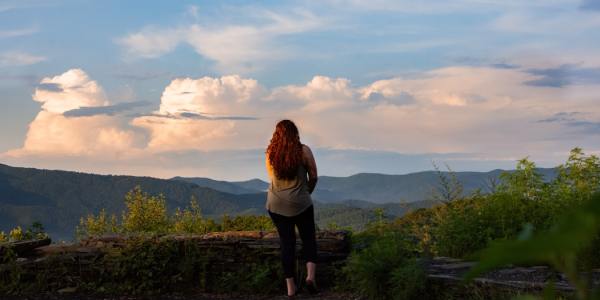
[0,0,60,13]
[537,111,583,123]
[178,112,259,121]
[113,70,170,81]
[63,101,152,117]
[538,111,600,135]
[0,51,46,67]
[117,8,324,73]
[0,27,38,39]
[580,0,600,11]
[524,65,600,87]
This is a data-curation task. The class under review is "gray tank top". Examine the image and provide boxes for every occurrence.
[266,164,313,217]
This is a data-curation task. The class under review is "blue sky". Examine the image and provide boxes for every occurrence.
[1,0,600,180]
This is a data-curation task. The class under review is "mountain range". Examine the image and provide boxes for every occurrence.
[174,167,557,203]
[0,163,557,241]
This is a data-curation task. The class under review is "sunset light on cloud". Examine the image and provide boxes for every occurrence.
[1,0,600,180]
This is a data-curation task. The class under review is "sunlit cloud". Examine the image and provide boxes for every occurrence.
[3,63,600,178]
[4,69,142,158]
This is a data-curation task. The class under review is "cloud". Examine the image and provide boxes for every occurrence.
[491,10,600,34]
[0,27,38,39]
[130,75,267,152]
[0,51,45,67]
[580,0,600,10]
[33,69,108,113]
[117,27,185,59]
[3,64,600,179]
[319,0,577,14]
[117,9,323,72]
[156,75,265,115]
[4,69,142,158]
[113,70,170,81]
[490,63,520,69]
[524,65,600,87]
[36,82,62,92]
[538,111,583,123]
[178,112,258,120]
[63,101,152,117]
[538,112,600,135]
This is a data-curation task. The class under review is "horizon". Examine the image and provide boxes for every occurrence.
[2,1,600,181]
[1,156,559,183]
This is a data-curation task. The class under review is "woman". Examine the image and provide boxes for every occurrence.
[265,119,319,298]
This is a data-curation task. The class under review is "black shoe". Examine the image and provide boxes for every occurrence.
[305,279,319,295]
[287,290,298,299]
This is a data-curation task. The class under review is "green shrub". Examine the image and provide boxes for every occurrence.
[1,222,49,243]
[431,149,600,259]
[220,214,274,231]
[76,186,274,239]
[390,258,427,300]
[341,231,418,299]
[172,197,218,234]
[77,209,119,238]
[121,186,170,234]
[466,193,600,300]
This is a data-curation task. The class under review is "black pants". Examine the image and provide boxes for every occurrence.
[268,205,318,278]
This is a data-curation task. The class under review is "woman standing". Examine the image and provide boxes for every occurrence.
[265,119,319,298]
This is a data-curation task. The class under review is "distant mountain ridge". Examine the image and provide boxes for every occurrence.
[0,163,266,241]
[170,176,266,195]
[0,163,557,241]
[175,168,558,204]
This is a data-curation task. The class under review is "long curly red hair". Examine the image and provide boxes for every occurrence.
[266,120,303,180]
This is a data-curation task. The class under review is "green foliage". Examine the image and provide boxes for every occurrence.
[77,186,275,239]
[466,193,600,300]
[122,186,170,233]
[553,147,600,200]
[431,162,464,203]
[339,147,600,299]
[498,158,546,201]
[0,246,21,294]
[1,234,285,296]
[172,196,216,234]
[390,258,427,300]
[77,209,119,238]
[341,230,421,300]
[425,148,600,259]
[0,222,49,243]
[220,214,274,231]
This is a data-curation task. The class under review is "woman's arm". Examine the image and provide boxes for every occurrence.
[302,145,318,194]
[265,153,275,182]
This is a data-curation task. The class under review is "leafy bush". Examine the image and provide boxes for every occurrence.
[340,147,600,299]
[172,196,218,234]
[121,186,171,233]
[0,222,48,243]
[430,148,600,259]
[466,193,600,300]
[390,258,427,300]
[220,214,274,231]
[77,186,274,239]
[341,230,420,299]
[77,209,119,237]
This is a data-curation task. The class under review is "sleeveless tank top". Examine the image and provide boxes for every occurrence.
[266,163,313,217]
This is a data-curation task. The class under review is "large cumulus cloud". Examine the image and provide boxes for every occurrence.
[2,64,600,178]
[4,69,141,157]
